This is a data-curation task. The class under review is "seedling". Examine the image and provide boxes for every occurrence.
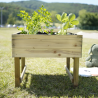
[56,12,79,35]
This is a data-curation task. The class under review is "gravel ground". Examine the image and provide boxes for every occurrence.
[77,31,98,39]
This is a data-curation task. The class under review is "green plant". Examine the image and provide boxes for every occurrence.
[56,12,79,35]
[17,5,53,34]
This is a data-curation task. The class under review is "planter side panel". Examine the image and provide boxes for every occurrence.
[12,35,82,58]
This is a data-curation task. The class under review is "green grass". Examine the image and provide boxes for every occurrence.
[0,28,98,98]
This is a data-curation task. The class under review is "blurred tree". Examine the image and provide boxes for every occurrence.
[50,11,58,23]
[78,10,98,30]
[15,20,24,25]
[7,13,15,24]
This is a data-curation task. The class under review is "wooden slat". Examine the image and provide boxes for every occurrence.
[12,39,82,43]
[12,34,82,40]
[12,48,82,57]
[12,40,82,49]
[20,65,27,83]
[65,65,73,83]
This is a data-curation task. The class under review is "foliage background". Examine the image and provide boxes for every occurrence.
[1,0,98,26]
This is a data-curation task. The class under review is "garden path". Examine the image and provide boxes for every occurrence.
[77,31,98,39]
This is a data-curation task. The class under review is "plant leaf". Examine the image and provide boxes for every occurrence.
[62,16,68,23]
[61,12,67,22]
[69,13,75,22]
[63,22,69,29]
[69,23,74,28]
[71,20,79,25]
[56,14,61,21]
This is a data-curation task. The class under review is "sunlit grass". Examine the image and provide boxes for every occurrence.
[0,28,98,98]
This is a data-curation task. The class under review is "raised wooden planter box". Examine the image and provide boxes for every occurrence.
[12,34,83,87]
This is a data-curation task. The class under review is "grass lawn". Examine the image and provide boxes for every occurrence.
[0,28,98,98]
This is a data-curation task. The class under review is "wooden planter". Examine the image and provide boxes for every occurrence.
[12,34,83,87]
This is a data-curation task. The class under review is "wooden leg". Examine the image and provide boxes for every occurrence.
[73,57,79,86]
[20,57,26,83]
[21,57,25,72]
[65,66,73,83]
[66,58,70,70]
[14,57,20,87]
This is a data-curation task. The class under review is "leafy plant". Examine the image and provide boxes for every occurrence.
[17,5,53,34]
[56,12,79,35]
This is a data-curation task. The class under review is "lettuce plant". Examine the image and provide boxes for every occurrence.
[56,12,79,35]
[17,5,53,34]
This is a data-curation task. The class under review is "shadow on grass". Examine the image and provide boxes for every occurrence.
[21,73,98,97]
